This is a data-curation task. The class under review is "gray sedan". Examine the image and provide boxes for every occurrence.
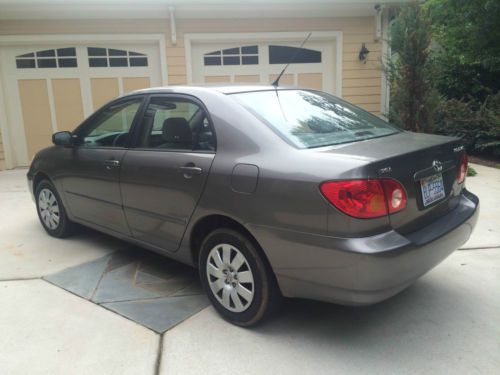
[28,86,479,326]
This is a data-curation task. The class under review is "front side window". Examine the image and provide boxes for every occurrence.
[231,90,398,149]
[78,98,143,148]
[139,97,215,151]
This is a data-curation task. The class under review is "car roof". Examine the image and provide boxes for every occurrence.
[124,84,304,97]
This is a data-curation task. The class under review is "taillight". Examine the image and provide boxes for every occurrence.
[381,178,407,214]
[319,179,407,219]
[457,152,468,184]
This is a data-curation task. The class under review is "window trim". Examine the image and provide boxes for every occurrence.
[72,95,147,150]
[129,93,217,154]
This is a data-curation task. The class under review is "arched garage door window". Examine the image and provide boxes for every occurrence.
[87,47,148,67]
[15,48,77,69]
[204,45,259,66]
[15,47,150,69]
[268,45,322,64]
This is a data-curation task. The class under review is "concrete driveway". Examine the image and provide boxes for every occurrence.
[0,164,499,375]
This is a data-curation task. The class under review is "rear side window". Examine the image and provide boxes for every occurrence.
[138,97,215,151]
[231,90,399,149]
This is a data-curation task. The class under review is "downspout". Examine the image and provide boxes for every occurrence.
[169,5,177,45]
[378,4,391,119]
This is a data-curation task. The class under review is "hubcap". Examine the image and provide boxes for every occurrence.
[38,188,60,230]
[206,243,255,313]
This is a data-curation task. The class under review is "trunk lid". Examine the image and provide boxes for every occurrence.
[322,131,465,234]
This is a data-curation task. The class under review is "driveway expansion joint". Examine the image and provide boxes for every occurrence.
[459,245,500,250]
[154,333,165,375]
[0,277,41,282]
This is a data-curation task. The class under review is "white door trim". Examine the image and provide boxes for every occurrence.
[184,31,343,97]
[0,33,168,168]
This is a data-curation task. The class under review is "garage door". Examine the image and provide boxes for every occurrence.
[191,40,335,93]
[2,43,161,165]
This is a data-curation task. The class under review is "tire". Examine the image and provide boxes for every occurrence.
[35,179,75,238]
[199,228,281,326]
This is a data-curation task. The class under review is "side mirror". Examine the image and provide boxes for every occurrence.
[52,131,73,146]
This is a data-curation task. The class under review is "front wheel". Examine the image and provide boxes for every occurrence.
[199,228,281,326]
[35,180,75,238]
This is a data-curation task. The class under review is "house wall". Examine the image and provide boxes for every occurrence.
[0,17,382,109]
[0,16,383,170]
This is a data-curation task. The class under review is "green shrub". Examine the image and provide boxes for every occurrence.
[385,2,438,133]
[467,166,477,177]
[434,93,500,156]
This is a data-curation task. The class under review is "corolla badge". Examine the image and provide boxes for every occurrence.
[378,166,392,174]
[432,160,443,172]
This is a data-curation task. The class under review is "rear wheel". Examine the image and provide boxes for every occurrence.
[199,228,281,326]
[35,180,75,238]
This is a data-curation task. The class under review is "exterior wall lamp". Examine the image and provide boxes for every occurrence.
[359,43,370,63]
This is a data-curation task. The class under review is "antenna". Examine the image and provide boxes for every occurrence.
[271,32,312,87]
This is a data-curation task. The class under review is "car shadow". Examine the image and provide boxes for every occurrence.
[253,275,469,346]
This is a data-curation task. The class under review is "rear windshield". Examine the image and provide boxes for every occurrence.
[231,89,399,149]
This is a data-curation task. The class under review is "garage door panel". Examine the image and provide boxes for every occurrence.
[123,77,151,94]
[18,79,53,159]
[205,75,231,83]
[52,78,85,131]
[91,78,119,111]
[298,73,323,90]
[269,73,294,85]
[234,75,260,83]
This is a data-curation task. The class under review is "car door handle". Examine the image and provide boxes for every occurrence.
[104,159,120,169]
[178,165,203,177]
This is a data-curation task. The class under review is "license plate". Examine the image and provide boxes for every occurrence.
[420,174,446,207]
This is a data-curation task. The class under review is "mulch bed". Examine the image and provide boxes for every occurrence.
[469,155,500,169]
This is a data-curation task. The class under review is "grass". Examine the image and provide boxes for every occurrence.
[467,166,477,177]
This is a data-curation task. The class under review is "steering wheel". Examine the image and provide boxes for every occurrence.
[112,132,129,147]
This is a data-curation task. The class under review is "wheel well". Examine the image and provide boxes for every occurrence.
[33,172,51,191]
[190,215,268,268]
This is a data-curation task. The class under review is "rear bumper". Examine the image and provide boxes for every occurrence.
[250,190,479,305]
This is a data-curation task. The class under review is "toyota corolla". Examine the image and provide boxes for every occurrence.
[27,86,479,326]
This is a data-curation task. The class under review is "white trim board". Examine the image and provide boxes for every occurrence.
[184,31,343,97]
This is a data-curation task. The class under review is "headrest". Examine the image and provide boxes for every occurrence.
[162,117,192,144]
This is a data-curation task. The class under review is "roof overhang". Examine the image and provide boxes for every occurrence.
[0,1,410,20]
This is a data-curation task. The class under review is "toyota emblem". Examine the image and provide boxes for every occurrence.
[432,160,443,172]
